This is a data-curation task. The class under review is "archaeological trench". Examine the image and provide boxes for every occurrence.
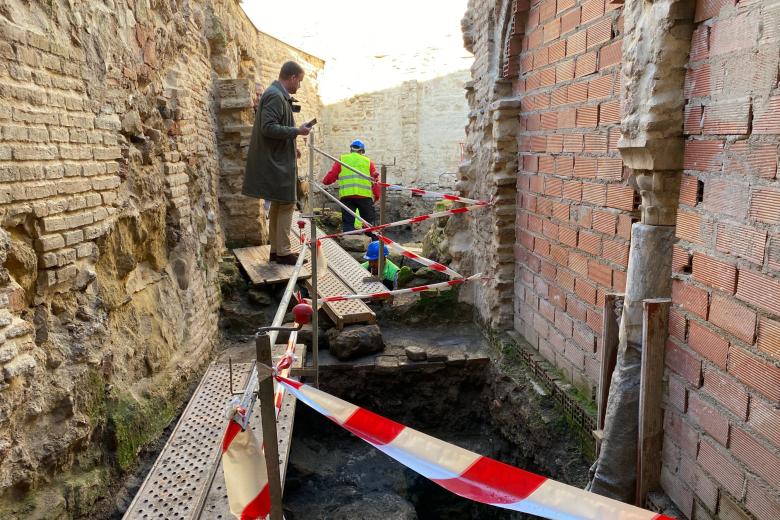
[0,0,779,519]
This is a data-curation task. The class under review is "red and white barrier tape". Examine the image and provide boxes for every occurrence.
[375,180,489,205]
[275,376,675,520]
[320,273,482,302]
[314,181,464,278]
[378,235,463,278]
[314,146,487,205]
[319,202,490,240]
[222,327,301,520]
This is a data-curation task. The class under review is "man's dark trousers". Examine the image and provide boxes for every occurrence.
[341,197,375,232]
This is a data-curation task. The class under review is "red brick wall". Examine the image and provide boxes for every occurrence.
[661,1,780,519]
[513,0,633,399]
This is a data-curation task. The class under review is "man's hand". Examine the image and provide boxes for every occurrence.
[297,125,312,136]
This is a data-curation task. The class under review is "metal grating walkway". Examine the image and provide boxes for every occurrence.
[124,346,304,520]
[124,362,245,519]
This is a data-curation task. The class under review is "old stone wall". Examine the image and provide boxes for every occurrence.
[446,0,518,330]
[463,0,780,517]
[319,71,469,190]
[0,0,321,517]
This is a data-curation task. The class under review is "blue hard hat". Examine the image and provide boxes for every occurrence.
[364,240,389,261]
[350,139,366,151]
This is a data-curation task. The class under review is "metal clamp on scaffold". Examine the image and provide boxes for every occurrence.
[231,324,302,431]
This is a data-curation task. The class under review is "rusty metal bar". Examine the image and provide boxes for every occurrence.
[636,298,671,507]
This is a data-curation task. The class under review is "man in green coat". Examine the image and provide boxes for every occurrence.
[243,61,313,265]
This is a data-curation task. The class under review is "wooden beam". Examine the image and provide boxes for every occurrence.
[596,293,623,452]
[636,298,671,507]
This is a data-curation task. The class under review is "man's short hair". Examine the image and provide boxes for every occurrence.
[279,61,304,80]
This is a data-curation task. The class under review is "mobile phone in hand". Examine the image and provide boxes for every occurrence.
[304,118,317,128]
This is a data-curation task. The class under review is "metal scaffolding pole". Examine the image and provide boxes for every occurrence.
[308,132,319,389]
[377,164,387,279]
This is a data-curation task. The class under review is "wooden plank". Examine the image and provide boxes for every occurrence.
[597,293,623,447]
[636,298,671,507]
[257,335,284,519]
[233,239,311,286]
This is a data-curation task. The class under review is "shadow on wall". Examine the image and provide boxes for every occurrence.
[320,69,471,191]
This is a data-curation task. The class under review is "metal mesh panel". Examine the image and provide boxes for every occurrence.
[123,363,251,519]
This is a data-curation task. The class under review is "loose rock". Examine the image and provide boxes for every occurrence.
[404,346,427,361]
[326,324,384,360]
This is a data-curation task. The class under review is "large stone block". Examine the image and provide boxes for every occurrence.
[326,324,384,361]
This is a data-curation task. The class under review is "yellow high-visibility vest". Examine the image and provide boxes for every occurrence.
[338,153,373,199]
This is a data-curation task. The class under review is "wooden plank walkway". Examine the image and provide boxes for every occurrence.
[233,235,311,285]
[123,345,305,520]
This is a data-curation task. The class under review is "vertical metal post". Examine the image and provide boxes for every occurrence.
[636,298,671,507]
[308,132,319,389]
[377,164,387,277]
[255,334,283,520]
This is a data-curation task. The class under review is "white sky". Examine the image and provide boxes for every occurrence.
[240,1,473,104]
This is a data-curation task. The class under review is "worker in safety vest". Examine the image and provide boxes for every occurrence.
[322,139,381,232]
[361,241,401,290]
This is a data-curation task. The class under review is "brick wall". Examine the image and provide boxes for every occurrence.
[512,0,633,399]
[661,1,780,519]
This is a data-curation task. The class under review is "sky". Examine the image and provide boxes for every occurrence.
[240,0,473,104]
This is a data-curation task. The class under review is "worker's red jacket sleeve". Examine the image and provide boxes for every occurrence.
[322,162,341,185]
[370,162,380,201]
[322,161,381,202]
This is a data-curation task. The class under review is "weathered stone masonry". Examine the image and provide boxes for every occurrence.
[0,0,321,516]
[460,0,780,518]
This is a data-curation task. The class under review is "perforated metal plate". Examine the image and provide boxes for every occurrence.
[291,216,376,328]
[123,363,252,520]
[305,270,375,329]
[318,237,387,295]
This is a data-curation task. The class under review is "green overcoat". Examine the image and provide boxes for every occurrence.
[242,80,298,202]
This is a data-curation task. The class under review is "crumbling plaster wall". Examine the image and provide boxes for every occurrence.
[320,70,469,190]
[0,0,322,517]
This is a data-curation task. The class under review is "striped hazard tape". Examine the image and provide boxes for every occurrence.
[319,202,490,241]
[221,330,301,520]
[320,273,483,302]
[313,181,465,278]
[378,235,463,278]
[376,181,489,205]
[275,375,676,520]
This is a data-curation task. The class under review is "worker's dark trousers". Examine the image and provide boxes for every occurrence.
[340,197,376,232]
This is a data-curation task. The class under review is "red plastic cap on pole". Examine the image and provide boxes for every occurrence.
[292,303,313,325]
[297,220,306,229]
